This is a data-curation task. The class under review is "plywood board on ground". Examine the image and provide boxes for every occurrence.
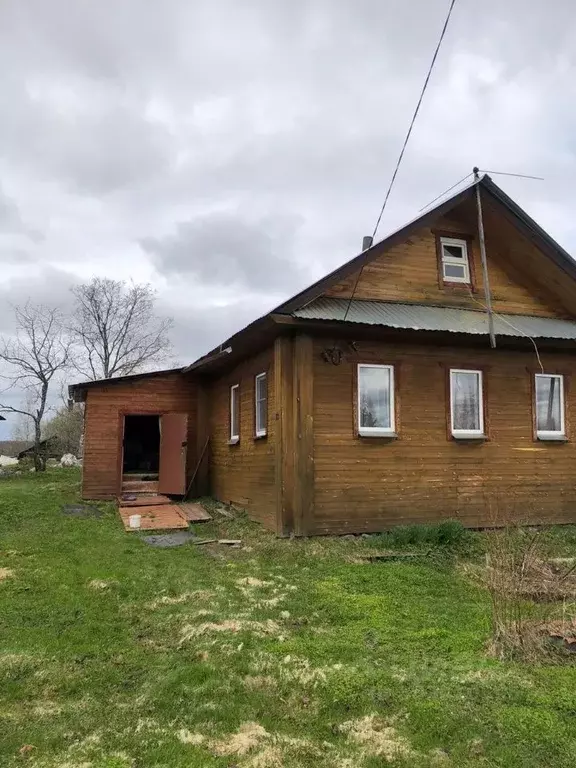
[119,505,188,531]
[118,494,172,507]
[178,502,212,522]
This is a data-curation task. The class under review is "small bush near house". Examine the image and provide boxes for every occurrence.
[484,526,576,661]
[380,519,476,551]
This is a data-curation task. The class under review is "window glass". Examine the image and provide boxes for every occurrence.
[441,237,470,283]
[230,384,240,441]
[535,374,564,435]
[451,370,483,434]
[358,365,394,434]
[255,373,267,436]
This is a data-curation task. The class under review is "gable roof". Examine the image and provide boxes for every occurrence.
[275,174,576,315]
[0,437,62,458]
[188,174,576,369]
[0,440,31,457]
[70,174,576,396]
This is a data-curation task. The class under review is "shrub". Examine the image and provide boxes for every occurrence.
[485,526,576,660]
[384,520,471,550]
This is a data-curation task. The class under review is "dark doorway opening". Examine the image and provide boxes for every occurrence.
[123,415,160,475]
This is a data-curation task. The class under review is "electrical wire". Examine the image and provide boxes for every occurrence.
[467,289,544,373]
[343,0,459,323]
[418,171,474,212]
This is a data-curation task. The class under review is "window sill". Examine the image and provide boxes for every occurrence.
[228,437,240,446]
[358,430,398,440]
[537,434,568,442]
[254,432,267,441]
[451,433,488,441]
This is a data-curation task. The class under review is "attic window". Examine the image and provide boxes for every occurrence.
[440,237,470,284]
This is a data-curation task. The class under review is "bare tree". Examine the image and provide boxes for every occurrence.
[0,304,72,471]
[10,391,35,441]
[70,278,173,380]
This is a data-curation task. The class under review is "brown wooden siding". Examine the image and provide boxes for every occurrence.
[311,337,576,533]
[208,347,277,530]
[82,373,197,499]
[324,203,571,318]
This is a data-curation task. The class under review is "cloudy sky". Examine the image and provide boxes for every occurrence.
[1,0,576,437]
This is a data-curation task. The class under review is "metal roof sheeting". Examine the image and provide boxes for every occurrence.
[292,298,576,340]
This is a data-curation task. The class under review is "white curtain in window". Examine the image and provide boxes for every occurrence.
[452,371,481,431]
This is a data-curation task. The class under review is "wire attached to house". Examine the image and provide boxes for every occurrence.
[418,172,474,212]
[342,0,459,323]
[467,289,545,373]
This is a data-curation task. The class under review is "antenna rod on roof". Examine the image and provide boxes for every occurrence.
[473,167,496,349]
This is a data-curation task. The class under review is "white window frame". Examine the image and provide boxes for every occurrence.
[229,384,240,444]
[450,368,484,438]
[535,373,565,439]
[357,363,395,437]
[440,236,470,284]
[255,372,267,438]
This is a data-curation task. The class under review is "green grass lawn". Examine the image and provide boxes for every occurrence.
[2,470,576,767]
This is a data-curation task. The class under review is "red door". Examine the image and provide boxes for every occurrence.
[158,413,188,495]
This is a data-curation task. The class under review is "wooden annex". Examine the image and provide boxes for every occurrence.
[70,175,576,535]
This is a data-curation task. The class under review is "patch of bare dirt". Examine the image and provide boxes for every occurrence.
[87,579,112,590]
[146,590,215,609]
[243,675,278,691]
[340,715,414,761]
[179,619,281,645]
[245,745,285,767]
[177,729,205,745]
[211,722,269,756]
[236,577,273,588]
[0,567,14,581]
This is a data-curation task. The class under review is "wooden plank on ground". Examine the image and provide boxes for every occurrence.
[118,494,172,507]
[119,505,188,531]
[177,502,212,522]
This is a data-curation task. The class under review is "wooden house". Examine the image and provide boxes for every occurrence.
[70,175,576,534]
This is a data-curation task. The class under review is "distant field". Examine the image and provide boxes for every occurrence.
[1,469,576,767]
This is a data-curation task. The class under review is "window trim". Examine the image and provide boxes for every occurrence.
[449,368,485,438]
[534,373,565,440]
[229,383,240,444]
[440,236,471,285]
[357,363,396,437]
[254,372,268,438]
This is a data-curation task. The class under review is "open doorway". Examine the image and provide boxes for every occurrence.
[123,415,160,477]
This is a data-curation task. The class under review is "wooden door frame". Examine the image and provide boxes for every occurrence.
[116,409,166,496]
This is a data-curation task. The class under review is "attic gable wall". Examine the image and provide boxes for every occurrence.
[322,199,571,319]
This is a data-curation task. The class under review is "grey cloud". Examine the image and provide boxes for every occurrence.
[141,210,312,291]
[0,267,78,334]
[0,187,23,230]
[161,295,275,365]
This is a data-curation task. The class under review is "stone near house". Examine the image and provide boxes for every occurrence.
[0,455,19,467]
[60,454,81,467]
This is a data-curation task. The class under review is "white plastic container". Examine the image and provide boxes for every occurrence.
[129,514,141,530]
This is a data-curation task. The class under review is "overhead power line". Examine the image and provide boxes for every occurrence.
[370,0,459,242]
[343,0,459,323]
